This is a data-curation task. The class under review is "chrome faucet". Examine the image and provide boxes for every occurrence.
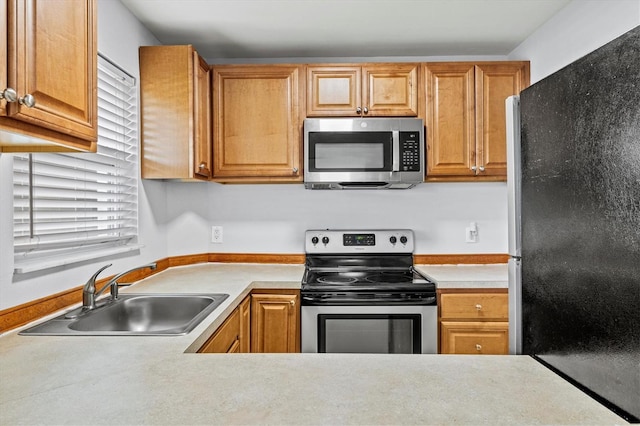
[82,262,157,311]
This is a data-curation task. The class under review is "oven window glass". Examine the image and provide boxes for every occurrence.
[318,314,421,354]
[308,132,392,171]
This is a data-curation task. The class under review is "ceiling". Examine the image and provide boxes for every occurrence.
[120,0,572,60]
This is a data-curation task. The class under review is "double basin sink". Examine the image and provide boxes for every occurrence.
[20,293,229,336]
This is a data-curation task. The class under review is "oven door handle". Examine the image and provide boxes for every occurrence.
[392,130,400,172]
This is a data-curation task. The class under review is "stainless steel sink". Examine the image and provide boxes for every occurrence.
[19,293,229,336]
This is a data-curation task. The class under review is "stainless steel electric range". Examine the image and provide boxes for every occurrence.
[301,229,437,354]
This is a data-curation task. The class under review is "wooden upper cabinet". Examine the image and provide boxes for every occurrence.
[307,64,419,117]
[424,63,476,178]
[307,66,361,116]
[1,0,7,118]
[212,64,303,182]
[139,45,212,180]
[425,61,529,181]
[193,53,212,179]
[1,0,97,152]
[475,63,529,178]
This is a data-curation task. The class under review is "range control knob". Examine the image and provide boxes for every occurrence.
[322,236,330,245]
[389,236,397,244]
[400,236,408,244]
[311,236,319,245]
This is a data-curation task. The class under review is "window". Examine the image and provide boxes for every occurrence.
[12,55,138,273]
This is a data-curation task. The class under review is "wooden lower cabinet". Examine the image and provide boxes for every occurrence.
[198,290,300,353]
[439,290,509,355]
[198,306,242,353]
[239,296,251,353]
[251,291,300,353]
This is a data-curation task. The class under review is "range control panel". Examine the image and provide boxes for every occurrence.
[305,229,414,254]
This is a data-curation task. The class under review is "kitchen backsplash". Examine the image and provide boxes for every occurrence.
[164,181,508,256]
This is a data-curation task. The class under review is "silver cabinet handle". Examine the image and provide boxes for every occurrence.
[1,88,18,103]
[475,304,482,310]
[363,106,368,114]
[356,106,362,114]
[198,162,207,169]
[290,299,295,307]
[471,166,477,172]
[292,167,299,174]
[476,344,482,351]
[19,94,36,108]
[479,166,485,172]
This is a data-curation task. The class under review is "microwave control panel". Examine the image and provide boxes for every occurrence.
[400,132,421,171]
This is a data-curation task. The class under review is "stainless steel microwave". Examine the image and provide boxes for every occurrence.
[303,118,425,189]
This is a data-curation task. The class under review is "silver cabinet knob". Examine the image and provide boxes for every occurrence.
[1,87,18,103]
[475,304,482,310]
[19,94,36,108]
[479,166,485,172]
[475,344,482,351]
[290,299,295,306]
[356,106,362,114]
[471,166,477,172]
[198,162,206,169]
[292,167,299,174]
[363,106,368,114]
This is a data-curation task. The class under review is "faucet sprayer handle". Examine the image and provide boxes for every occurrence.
[85,264,112,290]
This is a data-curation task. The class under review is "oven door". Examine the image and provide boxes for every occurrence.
[301,305,437,354]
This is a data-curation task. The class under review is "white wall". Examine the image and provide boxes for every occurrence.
[2,0,639,311]
[165,182,508,256]
[0,0,163,309]
[509,0,640,83]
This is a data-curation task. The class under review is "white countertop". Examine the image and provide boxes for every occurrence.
[417,264,508,289]
[0,263,626,425]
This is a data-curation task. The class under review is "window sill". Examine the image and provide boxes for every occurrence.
[14,244,144,274]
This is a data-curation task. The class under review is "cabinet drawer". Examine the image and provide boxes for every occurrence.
[440,292,508,320]
[440,321,508,354]
[198,308,240,353]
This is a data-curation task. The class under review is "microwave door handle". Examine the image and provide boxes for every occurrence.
[392,130,400,172]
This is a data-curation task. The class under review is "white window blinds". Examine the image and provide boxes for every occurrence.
[13,55,138,272]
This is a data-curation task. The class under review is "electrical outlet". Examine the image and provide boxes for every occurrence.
[211,226,223,243]
[465,222,478,243]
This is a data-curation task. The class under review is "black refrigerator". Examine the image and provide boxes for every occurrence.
[519,25,640,422]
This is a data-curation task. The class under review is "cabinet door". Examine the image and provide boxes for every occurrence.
[251,293,299,353]
[239,296,251,353]
[193,52,212,179]
[307,66,361,116]
[198,308,241,353]
[440,321,509,354]
[363,64,419,116]
[424,63,476,177]
[7,0,96,140]
[1,0,7,117]
[475,63,529,177]
[140,45,212,180]
[213,65,303,181]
